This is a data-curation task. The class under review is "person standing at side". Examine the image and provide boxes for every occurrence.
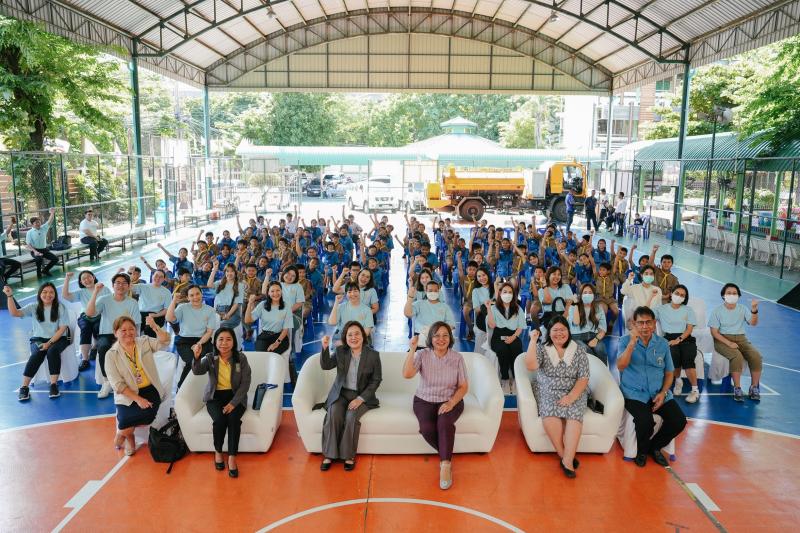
[584,190,598,232]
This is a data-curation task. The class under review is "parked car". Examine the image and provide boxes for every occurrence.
[346,176,402,212]
[306,178,322,197]
[323,182,346,199]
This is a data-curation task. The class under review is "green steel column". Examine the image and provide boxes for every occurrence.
[769,172,782,238]
[672,62,692,238]
[203,83,213,210]
[129,41,145,225]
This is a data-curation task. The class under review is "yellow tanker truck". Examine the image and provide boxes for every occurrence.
[425,161,588,222]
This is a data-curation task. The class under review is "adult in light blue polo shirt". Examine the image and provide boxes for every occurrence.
[132,269,172,337]
[24,208,59,277]
[617,306,686,468]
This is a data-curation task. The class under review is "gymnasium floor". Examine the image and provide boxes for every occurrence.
[1,209,798,532]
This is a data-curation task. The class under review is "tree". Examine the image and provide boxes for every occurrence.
[499,96,563,148]
[738,36,800,152]
[0,17,126,208]
[240,93,338,146]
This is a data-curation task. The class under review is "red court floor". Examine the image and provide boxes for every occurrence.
[2,412,798,532]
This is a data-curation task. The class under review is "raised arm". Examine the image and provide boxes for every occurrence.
[401,335,420,378]
[61,271,75,302]
[327,294,342,326]
[156,243,175,259]
[3,286,23,317]
[85,283,104,318]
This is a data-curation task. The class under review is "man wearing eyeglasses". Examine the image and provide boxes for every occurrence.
[79,210,108,262]
[617,306,687,468]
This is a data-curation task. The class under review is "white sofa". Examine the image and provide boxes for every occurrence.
[174,351,286,453]
[292,351,504,454]
[514,352,624,453]
[134,350,178,446]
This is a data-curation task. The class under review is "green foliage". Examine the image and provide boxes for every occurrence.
[738,36,800,152]
[0,17,126,152]
[498,96,563,148]
[242,93,338,146]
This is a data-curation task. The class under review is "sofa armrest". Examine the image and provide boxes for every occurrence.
[466,353,504,415]
[291,353,322,415]
[513,354,538,414]
[587,361,625,422]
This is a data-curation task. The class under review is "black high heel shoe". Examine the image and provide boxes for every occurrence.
[320,459,332,471]
[229,468,239,478]
[560,460,576,479]
[344,460,356,471]
[215,461,225,471]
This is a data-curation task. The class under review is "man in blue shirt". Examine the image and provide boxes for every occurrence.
[617,306,687,468]
[565,189,576,234]
[24,208,59,277]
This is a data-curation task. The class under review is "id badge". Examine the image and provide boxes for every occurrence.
[135,370,144,385]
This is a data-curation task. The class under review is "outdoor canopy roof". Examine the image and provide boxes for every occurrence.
[610,132,800,172]
[2,1,800,93]
[236,115,603,165]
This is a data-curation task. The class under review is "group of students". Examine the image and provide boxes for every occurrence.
[4,206,766,482]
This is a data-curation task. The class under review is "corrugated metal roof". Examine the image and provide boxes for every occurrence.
[609,131,800,172]
[1,1,796,91]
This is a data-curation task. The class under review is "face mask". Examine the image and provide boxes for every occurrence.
[642,274,655,284]
[581,294,594,304]
[671,294,685,305]
[724,294,739,305]
[500,293,513,304]
[426,291,439,301]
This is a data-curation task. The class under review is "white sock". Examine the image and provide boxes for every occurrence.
[691,386,699,393]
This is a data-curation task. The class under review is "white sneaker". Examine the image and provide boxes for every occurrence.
[97,381,113,399]
[509,379,516,395]
[686,390,700,404]
[673,377,683,395]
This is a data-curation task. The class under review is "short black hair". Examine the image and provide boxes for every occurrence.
[661,254,674,263]
[544,315,572,347]
[632,306,656,321]
[720,283,741,298]
[599,262,612,271]
[672,284,689,305]
[111,272,130,285]
[177,267,190,277]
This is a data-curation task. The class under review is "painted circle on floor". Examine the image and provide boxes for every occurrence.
[256,498,525,532]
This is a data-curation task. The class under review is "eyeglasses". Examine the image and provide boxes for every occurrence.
[634,320,654,326]
[431,334,450,340]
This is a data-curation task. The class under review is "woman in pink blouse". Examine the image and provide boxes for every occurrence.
[402,321,469,490]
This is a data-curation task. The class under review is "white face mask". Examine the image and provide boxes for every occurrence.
[581,294,595,304]
[724,294,739,305]
[500,293,513,304]
[642,274,655,284]
[426,291,439,301]
[671,294,685,305]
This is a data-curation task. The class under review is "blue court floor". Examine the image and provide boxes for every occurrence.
[1,214,799,439]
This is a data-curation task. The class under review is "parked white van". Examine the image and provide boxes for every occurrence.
[346,176,402,213]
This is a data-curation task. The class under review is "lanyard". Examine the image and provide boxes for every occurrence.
[601,277,607,294]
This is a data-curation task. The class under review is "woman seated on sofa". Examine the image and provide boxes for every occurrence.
[319,321,382,472]
[402,321,468,490]
[104,315,171,456]
[191,326,251,478]
[524,315,590,479]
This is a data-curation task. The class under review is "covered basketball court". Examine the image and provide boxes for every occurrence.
[2,2,800,532]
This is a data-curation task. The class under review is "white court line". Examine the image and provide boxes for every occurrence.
[685,483,721,512]
[687,418,800,440]
[52,455,129,533]
[256,498,525,533]
[0,361,25,370]
[763,362,800,374]
[0,413,114,434]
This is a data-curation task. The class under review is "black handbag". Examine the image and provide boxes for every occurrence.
[148,415,188,473]
[252,382,278,410]
[540,296,567,328]
[50,235,71,251]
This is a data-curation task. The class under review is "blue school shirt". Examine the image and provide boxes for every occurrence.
[218,237,236,249]
[496,249,514,277]
[216,253,235,268]
[544,247,560,268]
[575,264,594,285]
[170,257,194,275]
[592,249,611,265]
[192,270,211,286]
[619,334,674,403]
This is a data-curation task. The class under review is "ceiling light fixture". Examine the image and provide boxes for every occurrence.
[266,5,276,19]
[549,10,559,23]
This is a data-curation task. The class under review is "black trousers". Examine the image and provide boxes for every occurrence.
[24,337,70,378]
[140,313,165,338]
[624,398,686,455]
[77,314,101,346]
[490,327,522,380]
[0,257,21,280]
[207,389,246,455]
[615,214,626,236]
[96,334,117,378]
[81,236,108,259]
[586,210,599,232]
[31,247,59,276]
[175,336,212,389]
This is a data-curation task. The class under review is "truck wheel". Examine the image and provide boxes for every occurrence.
[459,200,484,221]
[550,197,567,223]
[363,201,369,214]
[348,198,355,211]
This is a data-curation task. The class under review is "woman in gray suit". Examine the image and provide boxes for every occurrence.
[191,326,252,478]
[319,321,382,471]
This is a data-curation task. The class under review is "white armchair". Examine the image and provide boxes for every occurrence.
[292,351,504,454]
[175,351,286,453]
[514,352,624,453]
